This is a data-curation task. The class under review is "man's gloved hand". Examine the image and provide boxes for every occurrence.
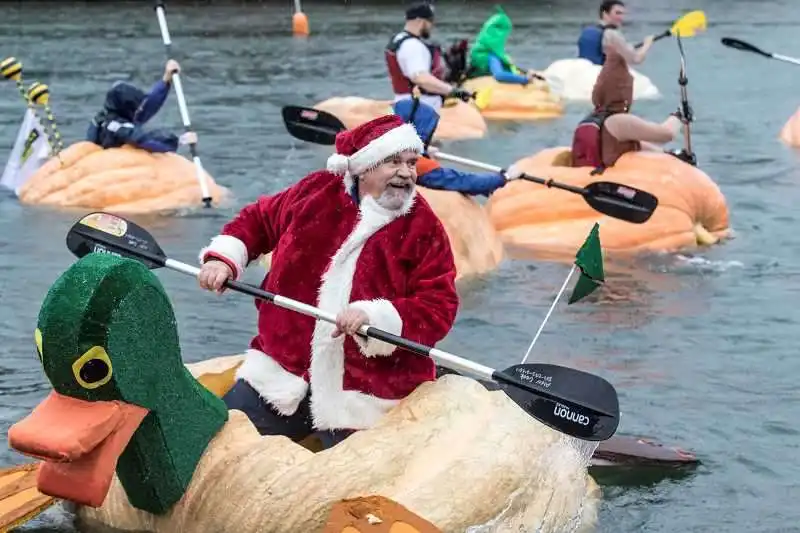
[448,87,474,103]
[504,163,524,181]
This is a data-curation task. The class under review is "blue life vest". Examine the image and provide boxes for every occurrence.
[577,24,615,66]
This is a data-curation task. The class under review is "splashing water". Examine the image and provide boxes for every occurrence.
[466,434,599,533]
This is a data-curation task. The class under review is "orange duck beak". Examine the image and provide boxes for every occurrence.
[8,391,149,507]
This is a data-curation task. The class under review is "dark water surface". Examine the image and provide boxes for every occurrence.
[2,0,799,531]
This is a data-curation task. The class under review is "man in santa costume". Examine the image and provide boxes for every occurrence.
[197,114,459,448]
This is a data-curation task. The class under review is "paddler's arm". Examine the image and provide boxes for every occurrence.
[418,166,507,196]
[133,60,180,125]
[399,39,455,96]
[199,186,300,280]
[603,29,653,65]
[488,54,529,85]
[350,226,458,357]
[132,80,171,125]
[129,128,180,153]
[604,114,681,144]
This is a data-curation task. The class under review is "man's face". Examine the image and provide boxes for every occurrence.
[420,19,434,39]
[604,5,626,26]
[359,150,418,211]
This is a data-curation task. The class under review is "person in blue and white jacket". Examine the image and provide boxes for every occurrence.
[392,98,522,196]
[87,59,196,152]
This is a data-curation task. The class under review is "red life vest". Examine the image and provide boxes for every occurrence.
[385,31,446,95]
[571,110,612,168]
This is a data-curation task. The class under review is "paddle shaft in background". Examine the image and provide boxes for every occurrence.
[720,37,800,66]
[431,150,657,223]
[280,105,659,224]
[676,35,695,163]
[434,151,585,194]
[154,1,213,208]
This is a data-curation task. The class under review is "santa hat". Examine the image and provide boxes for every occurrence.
[326,114,424,187]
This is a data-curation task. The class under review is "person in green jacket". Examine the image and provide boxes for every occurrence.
[468,6,541,85]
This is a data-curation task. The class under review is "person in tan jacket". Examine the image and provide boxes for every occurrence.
[571,50,685,169]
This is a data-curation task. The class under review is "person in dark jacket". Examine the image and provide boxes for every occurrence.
[87,59,196,152]
[392,98,521,196]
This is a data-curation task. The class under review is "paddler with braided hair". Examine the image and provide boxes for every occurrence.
[571,49,685,170]
[197,114,459,449]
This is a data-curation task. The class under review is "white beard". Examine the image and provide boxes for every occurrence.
[376,183,415,211]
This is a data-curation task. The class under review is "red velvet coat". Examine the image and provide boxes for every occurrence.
[200,170,459,431]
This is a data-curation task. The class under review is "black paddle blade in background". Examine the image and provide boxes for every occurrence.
[583,181,658,224]
[66,212,166,269]
[282,106,346,145]
[495,363,620,441]
[721,37,770,57]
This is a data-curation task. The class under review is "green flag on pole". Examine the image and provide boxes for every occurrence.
[568,222,605,304]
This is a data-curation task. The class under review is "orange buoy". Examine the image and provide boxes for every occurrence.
[292,0,309,36]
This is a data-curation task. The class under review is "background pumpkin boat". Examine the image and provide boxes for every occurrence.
[485,147,730,261]
[16,142,230,214]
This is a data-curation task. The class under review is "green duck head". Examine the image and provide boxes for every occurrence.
[8,253,228,515]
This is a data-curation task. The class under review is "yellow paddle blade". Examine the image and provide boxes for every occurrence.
[0,463,56,530]
[670,10,707,37]
[474,88,492,110]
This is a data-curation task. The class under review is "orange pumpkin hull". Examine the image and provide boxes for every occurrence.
[461,76,564,121]
[313,97,487,141]
[485,147,730,261]
[417,188,504,279]
[780,106,800,147]
[17,142,230,214]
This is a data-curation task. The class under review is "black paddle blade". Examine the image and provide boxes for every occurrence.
[282,105,346,145]
[720,37,770,58]
[66,212,167,270]
[583,181,658,224]
[494,363,620,441]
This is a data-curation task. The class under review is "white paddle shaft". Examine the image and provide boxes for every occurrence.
[433,151,504,173]
[155,5,212,204]
[164,258,496,381]
[773,53,800,66]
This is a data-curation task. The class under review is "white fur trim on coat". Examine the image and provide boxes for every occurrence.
[235,349,309,416]
[309,194,415,431]
[198,235,248,280]
[348,299,403,357]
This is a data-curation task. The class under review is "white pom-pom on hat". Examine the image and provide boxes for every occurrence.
[326,153,350,176]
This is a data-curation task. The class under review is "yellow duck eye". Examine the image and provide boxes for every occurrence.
[34,328,43,360]
[72,346,113,389]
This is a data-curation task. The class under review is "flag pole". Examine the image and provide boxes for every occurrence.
[520,264,577,364]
